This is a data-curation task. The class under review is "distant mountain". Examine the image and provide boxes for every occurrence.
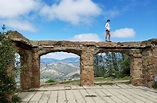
[65,70,80,79]
[40,58,59,64]
[61,57,80,63]
[41,57,80,63]
[40,57,80,81]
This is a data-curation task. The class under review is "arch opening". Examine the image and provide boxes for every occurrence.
[94,52,131,84]
[40,52,80,85]
[15,52,21,88]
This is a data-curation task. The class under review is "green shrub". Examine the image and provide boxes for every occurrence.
[153,83,157,89]
[12,95,21,103]
[0,33,21,102]
[45,79,55,83]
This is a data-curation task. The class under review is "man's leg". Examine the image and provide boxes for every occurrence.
[108,31,110,41]
[105,30,108,41]
[105,35,107,41]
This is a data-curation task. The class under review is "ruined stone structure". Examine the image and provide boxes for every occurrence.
[6,31,157,90]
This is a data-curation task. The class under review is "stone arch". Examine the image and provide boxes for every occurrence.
[93,48,144,85]
[37,47,96,86]
[40,51,80,83]
[16,48,33,90]
[7,31,157,90]
[93,52,131,78]
[38,49,81,57]
[32,49,81,86]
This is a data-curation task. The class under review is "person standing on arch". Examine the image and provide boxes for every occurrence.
[105,19,111,42]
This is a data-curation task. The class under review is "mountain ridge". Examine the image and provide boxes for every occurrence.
[40,57,80,81]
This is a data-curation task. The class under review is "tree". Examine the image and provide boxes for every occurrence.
[119,54,130,77]
[94,53,106,77]
[94,52,130,78]
[0,33,21,102]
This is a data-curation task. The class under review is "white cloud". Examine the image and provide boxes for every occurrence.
[41,52,79,60]
[0,0,40,32]
[0,0,38,19]
[104,10,120,18]
[40,0,102,25]
[0,0,102,32]
[69,33,101,42]
[4,19,36,32]
[111,28,135,38]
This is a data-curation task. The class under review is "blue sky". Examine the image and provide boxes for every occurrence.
[0,0,156,59]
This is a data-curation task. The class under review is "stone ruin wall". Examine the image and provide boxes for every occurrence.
[142,45,157,87]
[4,31,157,90]
[129,49,143,86]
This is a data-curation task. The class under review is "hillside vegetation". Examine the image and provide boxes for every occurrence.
[40,58,80,83]
[94,52,130,78]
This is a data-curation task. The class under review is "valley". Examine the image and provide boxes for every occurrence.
[40,57,80,83]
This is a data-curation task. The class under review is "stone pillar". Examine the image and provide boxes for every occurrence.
[142,47,157,87]
[80,47,94,86]
[153,47,157,86]
[31,53,40,88]
[20,50,32,90]
[130,49,143,85]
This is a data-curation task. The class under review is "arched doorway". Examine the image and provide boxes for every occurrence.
[40,52,80,85]
[94,52,131,84]
[15,52,21,88]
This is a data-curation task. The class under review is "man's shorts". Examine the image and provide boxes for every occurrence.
[106,30,110,32]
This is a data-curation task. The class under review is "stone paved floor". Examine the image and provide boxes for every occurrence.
[20,83,157,103]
